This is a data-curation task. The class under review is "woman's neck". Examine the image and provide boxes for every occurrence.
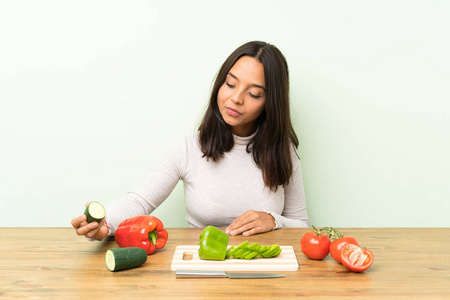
[229,124,257,137]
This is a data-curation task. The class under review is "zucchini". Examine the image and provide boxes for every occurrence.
[84,201,106,223]
[105,247,147,272]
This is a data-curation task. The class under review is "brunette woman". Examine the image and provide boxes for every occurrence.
[71,41,309,239]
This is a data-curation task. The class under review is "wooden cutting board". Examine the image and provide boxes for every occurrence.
[170,245,299,271]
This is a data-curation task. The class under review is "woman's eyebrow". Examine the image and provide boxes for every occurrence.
[228,72,265,91]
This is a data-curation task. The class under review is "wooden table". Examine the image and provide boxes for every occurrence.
[1,227,449,299]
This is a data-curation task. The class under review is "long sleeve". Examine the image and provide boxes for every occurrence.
[104,138,187,234]
[269,155,309,229]
[102,134,309,234]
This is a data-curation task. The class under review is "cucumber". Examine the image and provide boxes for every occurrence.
[84,201,106,223]
[105,247,147,272]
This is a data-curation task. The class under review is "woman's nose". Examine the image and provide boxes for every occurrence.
[231,90,244,105]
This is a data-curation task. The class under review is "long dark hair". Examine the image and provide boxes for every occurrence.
[198,41,299,192]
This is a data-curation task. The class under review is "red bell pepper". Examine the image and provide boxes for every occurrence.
[114,215,168,255]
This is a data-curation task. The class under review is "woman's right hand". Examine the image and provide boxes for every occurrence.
[71,203,109,240]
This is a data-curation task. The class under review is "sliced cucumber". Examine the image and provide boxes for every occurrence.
[105,247,147,272]
[84,201,106,223]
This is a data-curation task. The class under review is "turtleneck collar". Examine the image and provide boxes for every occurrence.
[233,131,257,148]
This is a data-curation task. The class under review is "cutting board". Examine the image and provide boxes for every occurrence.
[170,245,299,271]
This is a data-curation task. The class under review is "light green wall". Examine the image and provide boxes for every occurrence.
[1,1,449,227]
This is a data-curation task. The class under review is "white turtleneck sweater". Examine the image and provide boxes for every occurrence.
[104,133,309,234]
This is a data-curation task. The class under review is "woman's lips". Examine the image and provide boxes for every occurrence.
[226,107,242,117]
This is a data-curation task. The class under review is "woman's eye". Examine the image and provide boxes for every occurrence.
[225,82,235,88]
[249,92,261,99]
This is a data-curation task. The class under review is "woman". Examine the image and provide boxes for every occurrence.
[71,41,309,239]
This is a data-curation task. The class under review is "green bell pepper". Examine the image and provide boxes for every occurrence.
[226,241,282,259]
[198,226,230,260]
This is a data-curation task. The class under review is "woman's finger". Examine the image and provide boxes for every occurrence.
[85,223,101,238]
[89,220,108,240]
[71,214,87,229]
[227,210,275,236]
[226,210,258,233]
[242,225,267,236]
[76,221,98,236]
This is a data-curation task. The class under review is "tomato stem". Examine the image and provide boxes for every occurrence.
[326,227,343,240]
[311,226,343,241]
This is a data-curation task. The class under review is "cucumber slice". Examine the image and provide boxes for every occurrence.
[84,201,106,223]
[105,247,147,272]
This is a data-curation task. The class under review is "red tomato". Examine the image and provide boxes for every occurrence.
[300,229,331,260]
[330,236,359,263]
[340,244,374,272]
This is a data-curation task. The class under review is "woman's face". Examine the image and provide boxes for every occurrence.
[217,56,266,137]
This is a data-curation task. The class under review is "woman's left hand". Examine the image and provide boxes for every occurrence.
[226,210,276,236]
